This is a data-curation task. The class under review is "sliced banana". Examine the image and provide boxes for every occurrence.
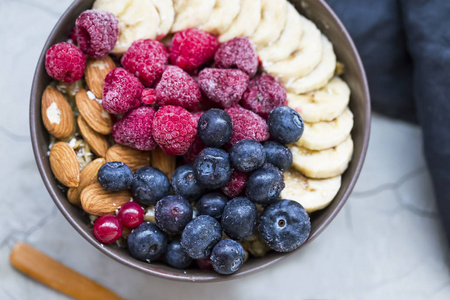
[199,0,241,35]
[257,2,303,63]
[171,0,216,32]
[297,108,353,150]
[290,135,353,179]
[287,77,350,123]
[281,168,341,213]
[152,0,175,38]
[219,0,262,43]
[251,0,288,46]
[93,0,131,15]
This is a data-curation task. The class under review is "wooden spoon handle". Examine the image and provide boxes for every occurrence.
[10,242,125,300]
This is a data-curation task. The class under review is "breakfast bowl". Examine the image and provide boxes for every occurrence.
[30,0,370,281]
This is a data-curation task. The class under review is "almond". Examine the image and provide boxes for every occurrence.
[80,182,131,216]
[106,144,151,171]
[151,147,176,179]
[85,56,116,99]
[75,89,112,135]
[49,142,80,188]
[41,86,74,139]
[77,116,108,157]
[67,158,105,206]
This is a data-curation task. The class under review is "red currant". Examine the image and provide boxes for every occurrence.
[118,202,144,229]
[93,215,122,244]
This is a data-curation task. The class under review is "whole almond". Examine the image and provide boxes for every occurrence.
[81,183,131,216]
[76,89,112,135]
[151,147,176,179]
[41,86,74,139]
[77,116,108,157]
[106,144,151,171]
[49,142,80,188]
[85,56,116,99]
[67,158,105,206]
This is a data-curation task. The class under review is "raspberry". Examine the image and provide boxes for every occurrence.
[155,66,202,110]
[112,106,157,151]
[241,74,287,118]
[214,37,258,77]
[170,29,219,73]
[122,39,168,87]
[141,88,157,105]
[183,112,206,164]
[102,68,143,114]
[198,68,249,108]
[221,169,249,198]
[75,10,119,59]
[45,42,86,84]
[225,105,270,145]
[152,106,197,155]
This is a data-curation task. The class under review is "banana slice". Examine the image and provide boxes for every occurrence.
[251,0,288,46]
[297,108,353,151]
[199,0,241,35]
[257,2,303,63]
[152,0,175,38]
[263,15,322,83]
[290,135,353,179]
[219,0,262,43]
[281,168,341,213]
[287,77,350,123]
[171,0,216,32]
[93,0,131,15]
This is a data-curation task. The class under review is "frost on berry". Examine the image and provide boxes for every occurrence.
[225,105,270,145]
[45,42,86,84]
[221,169,249,198]
[214,37,258,77]
[141,88,157,105]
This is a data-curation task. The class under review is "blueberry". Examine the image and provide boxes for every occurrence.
[210,239,245,275]
[263,141,293,171]
[268,106,304,144]
[127,222,168,262]
[198,109,233,147]
[155,195,193,234]
[230,139,266,172]
[97,161,133,191]
[131,167,170,205]
[258,200,311,252]
[165,239,193,269]
[171,165,205,201]
[194,148,232,189]
[180,215,222,259]
[246,164,284,204]
[196,192,228,219]
[221,197,257,240]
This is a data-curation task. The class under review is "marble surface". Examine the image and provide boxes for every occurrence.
[1,0,449,299]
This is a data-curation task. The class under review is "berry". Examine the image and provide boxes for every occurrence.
[97,161,133,191]
[93,215,122,244]
[118,202,144,229]
[225,105,270,146]
[121,39,168,87]
[198,68,249,108]
[246,164,284,204]
[214,37,258,77]
[230,139,266,172]
[165,240,193,269]
[45,42,86,84]
[102,68,143,114]
[141,88,157,105]
[194,148,232,189]
[197,109,232,147]
[196,258,214,271]
[152,105,197,155]
[170,29,219,72]
[183,136,206,164]
[155,195,193,234]
[268,106,304,144]
[75,10,119,59]
[241,74,287,119]
[112,106,157,151]
[221,197,257,240]
[127,222,168,262]
[221,169,248,198]
[264,141,293,171]
[180,215,222,259]
[131,167,170,206]
[196,192,228,219]
[171,165,205,201]
[210,239,245,275]
[258,200,311,252]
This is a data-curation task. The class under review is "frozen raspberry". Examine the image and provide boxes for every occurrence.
[225,105,270,145]
[75,10,119,59]
[152,106,197,155]
[198,68,249,108]
[102,68,143,114]
[112,106,157,151]
[122,39,168,87]
[155,66,202,110]
[141,88,157,105]
[69,27,78,44]
[214,37,258,77]
[221,169,249,198]
[241,74,287,119]
[45,42,86,84]
[183,112,206,163]
[170,29,219,73]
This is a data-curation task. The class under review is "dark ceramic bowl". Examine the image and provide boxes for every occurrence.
[30,0,371,282]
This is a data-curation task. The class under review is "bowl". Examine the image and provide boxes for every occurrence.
[30,0,371,282]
